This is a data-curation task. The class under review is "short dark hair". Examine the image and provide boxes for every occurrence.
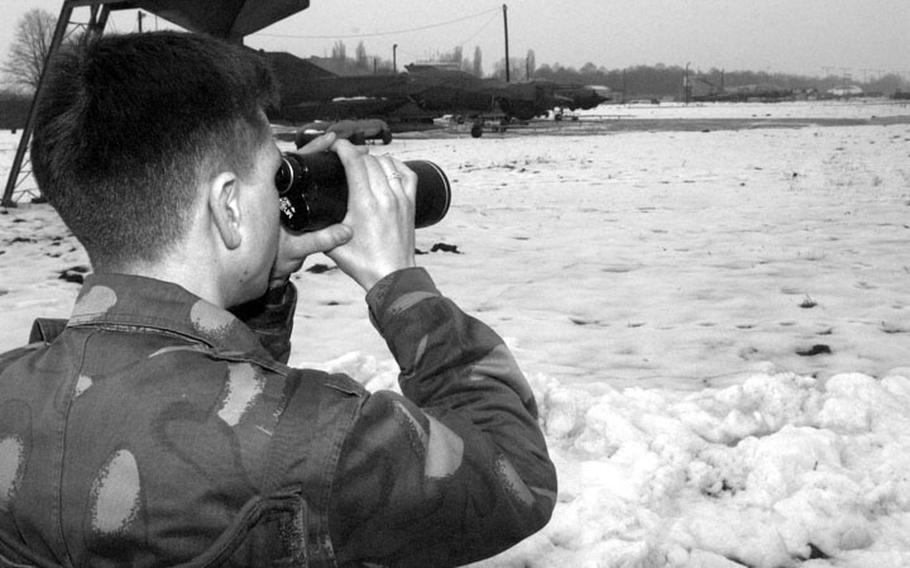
[31,31,279,270]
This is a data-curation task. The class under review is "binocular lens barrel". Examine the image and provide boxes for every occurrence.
[275,152,451,232]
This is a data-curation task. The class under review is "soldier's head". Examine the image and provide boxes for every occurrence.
[31,31,280,272]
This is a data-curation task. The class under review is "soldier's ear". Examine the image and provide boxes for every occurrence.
[208,171,242,250]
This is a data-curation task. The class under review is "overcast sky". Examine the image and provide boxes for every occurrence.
[2,0,908,79]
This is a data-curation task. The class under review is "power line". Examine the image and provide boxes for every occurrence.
[394,10,498,61]
[254,7,501,40]
[453,10,499,49]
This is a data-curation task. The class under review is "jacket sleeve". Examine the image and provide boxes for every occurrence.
[329,268,557,567]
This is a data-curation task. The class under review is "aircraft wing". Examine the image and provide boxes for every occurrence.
[129,0,310,40]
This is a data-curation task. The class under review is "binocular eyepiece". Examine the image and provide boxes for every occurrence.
[275,152,451,232]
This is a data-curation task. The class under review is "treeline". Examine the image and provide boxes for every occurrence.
[531,63,910,99]
[316,40,910,99]
[4,41,908,130]
[316,40,482,77]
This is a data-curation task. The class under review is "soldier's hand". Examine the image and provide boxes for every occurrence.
[325,140,417,291]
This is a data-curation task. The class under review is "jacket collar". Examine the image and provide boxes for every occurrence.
[68,273,270,360]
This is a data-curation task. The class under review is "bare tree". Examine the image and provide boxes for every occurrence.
[491,57,524,82]
[2,9,57,93]
[451,46,463,68]
[330,40,348,73]
[472,46,483,77]
[331,40,347,61]
[354,41,368,70]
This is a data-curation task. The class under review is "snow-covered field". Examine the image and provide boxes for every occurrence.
[3,100,910,567]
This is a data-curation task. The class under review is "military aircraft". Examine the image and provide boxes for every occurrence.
[555,84,613,112]
[263,51,612,138]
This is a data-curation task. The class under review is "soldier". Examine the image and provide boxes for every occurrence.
[0,31,555,567]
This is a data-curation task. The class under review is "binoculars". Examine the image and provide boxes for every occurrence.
[275,152,451,232]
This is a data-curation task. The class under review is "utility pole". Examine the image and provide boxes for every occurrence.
[393,43,398,73]
[502,4,510,83]
[137,10,145,32]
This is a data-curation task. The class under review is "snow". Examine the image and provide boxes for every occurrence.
[3,100,910,567]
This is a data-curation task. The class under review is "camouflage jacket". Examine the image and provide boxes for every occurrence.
[0,268,555,568]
